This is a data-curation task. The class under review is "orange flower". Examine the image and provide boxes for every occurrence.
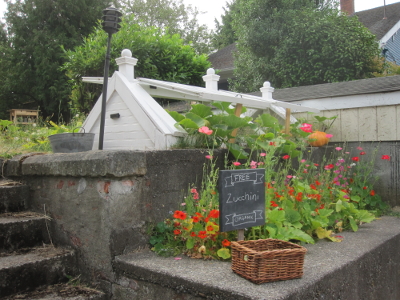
[190,232,197,237]
[222,239,231,247]
[295,192,303,202]
[208,209,219,219]
[173,210,187,220]
[192,216,200,223]
[370,190,375,196]
[270,200,279,207]
[173,229,181,235]
[198,231,207,239]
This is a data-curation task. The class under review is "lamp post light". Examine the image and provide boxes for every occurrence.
[98,7,122,150]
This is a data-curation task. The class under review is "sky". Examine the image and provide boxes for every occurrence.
[0,0,399,29]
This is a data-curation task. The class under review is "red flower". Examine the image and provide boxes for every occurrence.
[324,164,334,170]
[190,232,197,237]
[222,239,231,247]
[270,200,279,207]
[173,210,187,220]
[295,192,303,202]
[363,186,367,190]
[173,222,180,227]
[269,141,276,146]
[360,151,366,155]
[208,209,219,219]
[173,229,181,235]
[282,155,290,160]
[207,225,214,231]
[382,155,391,160]
[352,157,359,162]
[198,231,207,239]
[370,190,375,196]
[310,184,317,190]
[315,180,321,186]
[193,216,200,223]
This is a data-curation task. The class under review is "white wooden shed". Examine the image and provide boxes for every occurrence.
[82,49,319,151]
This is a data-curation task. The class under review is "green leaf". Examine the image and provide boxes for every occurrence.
[349,217,358,232]
[185,112,208,128]
[167,110,185,122]
[227,143,249,160]
[186,237,195,249]
[357,210,375,224]
[257,114,281,131]
[267,209,286,224]
[217,248,231,259]
[212,101,235,114]
[190,104,213,119]
[178,118,200,129]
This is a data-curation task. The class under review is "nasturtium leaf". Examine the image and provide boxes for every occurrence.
[179,118,200,129]
[351,195,361,203]
[357,210,375,224]
[167,110,185,122]
[217,248,231,259]
[227,143,249,160]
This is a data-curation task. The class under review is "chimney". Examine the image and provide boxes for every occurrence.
[340,0,354,15]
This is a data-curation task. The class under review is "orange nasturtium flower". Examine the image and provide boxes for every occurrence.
[208,209,219,219]
[173,210,187,220]
[173,229,181,235]
[222,239,231,247]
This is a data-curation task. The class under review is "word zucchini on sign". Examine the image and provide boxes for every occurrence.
[218,169,265,232]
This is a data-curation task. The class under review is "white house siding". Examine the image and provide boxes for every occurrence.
[293,104,400,142]
[91,92,155,150]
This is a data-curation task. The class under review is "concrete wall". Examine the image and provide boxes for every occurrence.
[2,145,398,295]
[4,149,226,294]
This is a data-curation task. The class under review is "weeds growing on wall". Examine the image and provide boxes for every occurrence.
[150,103,390,260]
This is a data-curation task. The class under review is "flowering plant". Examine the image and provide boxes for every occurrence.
[151,105,390,260]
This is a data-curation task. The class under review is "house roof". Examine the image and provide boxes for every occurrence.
[354,2,400,40]
[208,43,236,71]
[250,75,400,101]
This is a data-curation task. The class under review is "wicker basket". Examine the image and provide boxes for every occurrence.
[231,239,307,284]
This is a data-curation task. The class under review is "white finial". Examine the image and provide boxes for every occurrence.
[202,68,220,91]
[207,68,216,75]
[260,81,274,100]
[121,49,132,57]
[115,49,138,82]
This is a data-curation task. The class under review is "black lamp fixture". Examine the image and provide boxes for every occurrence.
[98,7,122,150]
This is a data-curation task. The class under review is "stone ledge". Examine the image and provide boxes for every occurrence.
[114,216,400,300]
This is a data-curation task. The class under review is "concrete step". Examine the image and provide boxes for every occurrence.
[0,283,106,300]
[0,182,30,213]
[0,212,50,253]
[114,216,400,300]
[0,246,79,299]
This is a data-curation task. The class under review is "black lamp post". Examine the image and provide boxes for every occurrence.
[98,7,122,150]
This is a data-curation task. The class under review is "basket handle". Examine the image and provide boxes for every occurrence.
[72,127,85,135]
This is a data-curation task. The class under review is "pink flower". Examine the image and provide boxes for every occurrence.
[198,126,213,135]
[335,147,342,151]
[233,162,241,166]
[300,123,312,133]
[250,161,257,169]
[325,134,333,138]
[205,155,213,160]
[300,159,306,163]
[174,257,182,260]
[260,153,266,157]
[287,175,293,179]
[324,164,334,170]
[357,147,363,150]
[382,155,390,160]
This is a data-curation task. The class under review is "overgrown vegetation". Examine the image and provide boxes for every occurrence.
[150,103,389,260]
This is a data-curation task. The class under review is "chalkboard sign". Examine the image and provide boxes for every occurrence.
[218,169,265,232]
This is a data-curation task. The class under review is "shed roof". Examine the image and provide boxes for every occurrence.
[208,43,236,71]
[354,2,400,40]
[250,75,400,101]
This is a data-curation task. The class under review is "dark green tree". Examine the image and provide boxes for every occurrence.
[230,0,382,92]
[212,1,238,50]
[62,15,211,113]
[119,0,213,54]
[1,0,113,121]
